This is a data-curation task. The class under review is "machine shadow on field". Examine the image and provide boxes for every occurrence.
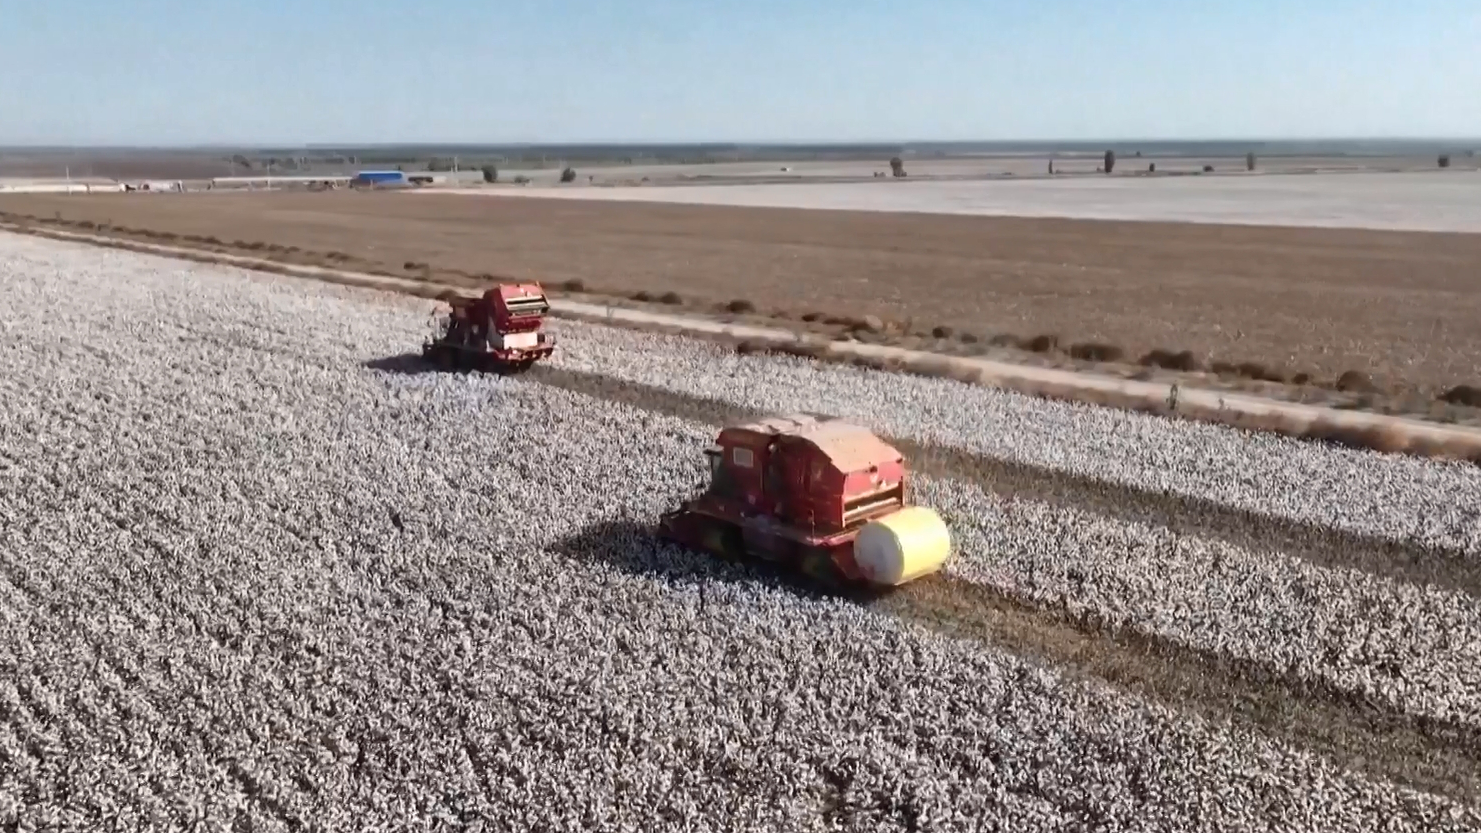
[362,353,532,378]
[363,353,441,375]
[549,517,897,607]
[551,513,1481,808]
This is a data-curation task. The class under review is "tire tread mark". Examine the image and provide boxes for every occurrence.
[883,573,1481,805]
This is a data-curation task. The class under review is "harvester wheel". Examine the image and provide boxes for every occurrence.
[701,522,745,562]
[799,548,844,589]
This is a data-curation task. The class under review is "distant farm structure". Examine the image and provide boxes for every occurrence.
[349,169,485,188]
[208,174,354,191]
[202,169,486,191]
[0,178,126,194]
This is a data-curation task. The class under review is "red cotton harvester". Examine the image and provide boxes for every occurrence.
[659,413,953,589]
[422,283,557,372]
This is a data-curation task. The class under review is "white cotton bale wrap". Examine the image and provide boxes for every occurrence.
[853,506,952,586]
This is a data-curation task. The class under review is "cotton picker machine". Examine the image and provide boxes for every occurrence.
[422,283,557,372]
[659,413,953,589]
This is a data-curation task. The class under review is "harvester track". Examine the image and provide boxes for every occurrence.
[526,363,1481,804]
[883,573,1481,804]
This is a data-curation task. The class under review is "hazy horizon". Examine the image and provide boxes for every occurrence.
[3,0,1478,146]
[3,137,1478,154]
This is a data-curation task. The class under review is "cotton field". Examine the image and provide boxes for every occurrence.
[2,232,1479,832]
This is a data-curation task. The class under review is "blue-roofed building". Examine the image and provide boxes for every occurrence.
[351,170,409,187]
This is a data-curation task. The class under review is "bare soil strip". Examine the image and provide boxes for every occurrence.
[511,363,1481,803]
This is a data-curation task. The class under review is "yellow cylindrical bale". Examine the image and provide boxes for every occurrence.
[854,506,952,586]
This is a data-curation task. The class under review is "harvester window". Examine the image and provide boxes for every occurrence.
[731,447,754,468]
[706,447,739,499]
[504,296,550,318]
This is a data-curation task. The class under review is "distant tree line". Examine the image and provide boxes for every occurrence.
[229,153,361,171]
[220,143,1480,180]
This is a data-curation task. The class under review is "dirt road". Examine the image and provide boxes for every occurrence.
[3,189,1479,395]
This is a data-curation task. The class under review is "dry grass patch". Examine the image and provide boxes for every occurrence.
[1068,343,1127,363]
[1336,371,1379,393]
[1025,335,1059,354]
[1235,362,1286,383]
[1140,349,1203,372]
[1440,385,1481,408]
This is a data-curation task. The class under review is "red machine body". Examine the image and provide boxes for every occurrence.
[659,413,949,587]
[423,283,557,371]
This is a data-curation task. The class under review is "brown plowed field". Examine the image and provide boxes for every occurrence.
[3,190,1479,395]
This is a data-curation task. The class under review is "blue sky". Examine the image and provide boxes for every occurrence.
[2,0,1477,145]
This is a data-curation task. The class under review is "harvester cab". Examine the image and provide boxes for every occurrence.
[661,413,953,589]
[492,284,551,327]
[422,283,557,372]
